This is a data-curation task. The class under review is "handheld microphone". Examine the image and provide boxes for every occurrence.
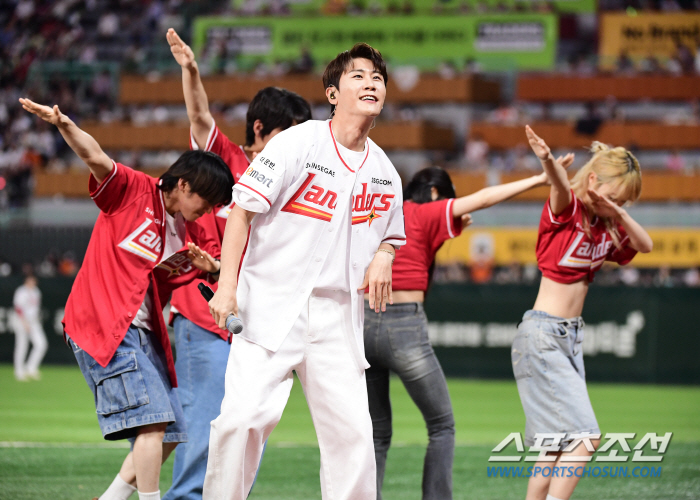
[197,283,243,336]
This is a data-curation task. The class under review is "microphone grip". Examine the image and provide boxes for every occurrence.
[198,283,243,335]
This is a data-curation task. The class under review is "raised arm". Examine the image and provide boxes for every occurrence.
[526,125,572,215]
[452,152,574,217]
[19,98,112,183]
[167,28,214,149]
[208,205,256,329]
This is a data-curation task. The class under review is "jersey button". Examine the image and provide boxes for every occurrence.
[353,262,358,267]
[127,312,132,318]
[327,226,333,232]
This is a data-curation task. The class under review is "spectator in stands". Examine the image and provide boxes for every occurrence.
[465,132,489,170]
[616,50,635,74]
[489,100,520,125]
[575,102,603,136]
[654,265,676,287]
[619,266,641,286]
[674,41,695,74]
[683,267,699,287]
[665,149,685,172]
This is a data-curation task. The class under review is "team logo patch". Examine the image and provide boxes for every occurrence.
[281,173,337,222]
[118,219,162,262]
[351,183,395,226]
[558,232,613,269]
[156,251,194,277]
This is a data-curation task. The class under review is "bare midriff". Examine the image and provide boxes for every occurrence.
[364,290,425,304]
[532,275,589,319]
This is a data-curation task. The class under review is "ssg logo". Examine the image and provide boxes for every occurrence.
[118,219,162,262]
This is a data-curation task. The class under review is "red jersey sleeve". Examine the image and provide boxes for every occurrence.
[607,226,638,266]
[190,121,250,181]
[540,190,577,234]
[418,199,463,254]
[88,162,150,214]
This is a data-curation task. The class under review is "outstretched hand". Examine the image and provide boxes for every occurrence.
[536,153,575,185]
[187,242,220,274]
[461,213,473,230]
[525,125,551,161]
[167,28,196,69]
[19,98,66,127]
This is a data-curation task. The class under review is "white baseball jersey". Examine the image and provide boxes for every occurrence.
[232,120,406,361]
[13,285,41,322]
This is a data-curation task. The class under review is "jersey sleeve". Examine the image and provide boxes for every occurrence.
[541,189,577,233]
[607,226,638,266]
[191,121,250,181]
[420,199,463,254]
[381,179,407,248]
[231,128,302,214]
[88,162,149,214]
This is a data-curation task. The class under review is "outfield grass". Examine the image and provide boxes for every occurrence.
[1,365,699,499]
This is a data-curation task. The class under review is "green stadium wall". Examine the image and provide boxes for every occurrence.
[0,278,698,384]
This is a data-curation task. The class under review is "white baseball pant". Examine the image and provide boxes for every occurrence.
[203,289,376,500]
[12,316,47,379]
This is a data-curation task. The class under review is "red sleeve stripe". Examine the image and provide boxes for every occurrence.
[236,181,272,207]
[90,160,118,200]
[446,199,456,239]
[383,237,406,242]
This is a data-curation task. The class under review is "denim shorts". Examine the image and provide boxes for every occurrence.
[511,310,600,448]
[69,325,187,443]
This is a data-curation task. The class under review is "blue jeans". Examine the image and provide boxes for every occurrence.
[364,302,455,500]
[69,326,187,443]
[164,316,264,500]
[512,310,600,447]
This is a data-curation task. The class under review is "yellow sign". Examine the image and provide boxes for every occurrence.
[435,228,700,268]
[599,13,700,70]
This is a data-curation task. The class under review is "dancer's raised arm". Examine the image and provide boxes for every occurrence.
[19,98,112,183]
[167,28,214,149]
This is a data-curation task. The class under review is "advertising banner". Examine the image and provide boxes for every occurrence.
[192,14,557,71]
[599,13,700,70]
[436,228,700,268]
[232,0,595,15]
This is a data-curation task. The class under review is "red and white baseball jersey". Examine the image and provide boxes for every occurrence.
[62,163,216,386]
[537,191,637,284]
[392,199,462,292]
[232,120,406,360]
[169,122,250,338]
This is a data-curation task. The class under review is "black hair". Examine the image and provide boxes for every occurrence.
[403,167,456,204]
[245,87,312,146]
[158,150,234,207]
[322,43,389,116]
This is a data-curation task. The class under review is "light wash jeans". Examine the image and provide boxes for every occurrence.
[364,301,455,500]
[511,310,600,447]
[164,315,264,500]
